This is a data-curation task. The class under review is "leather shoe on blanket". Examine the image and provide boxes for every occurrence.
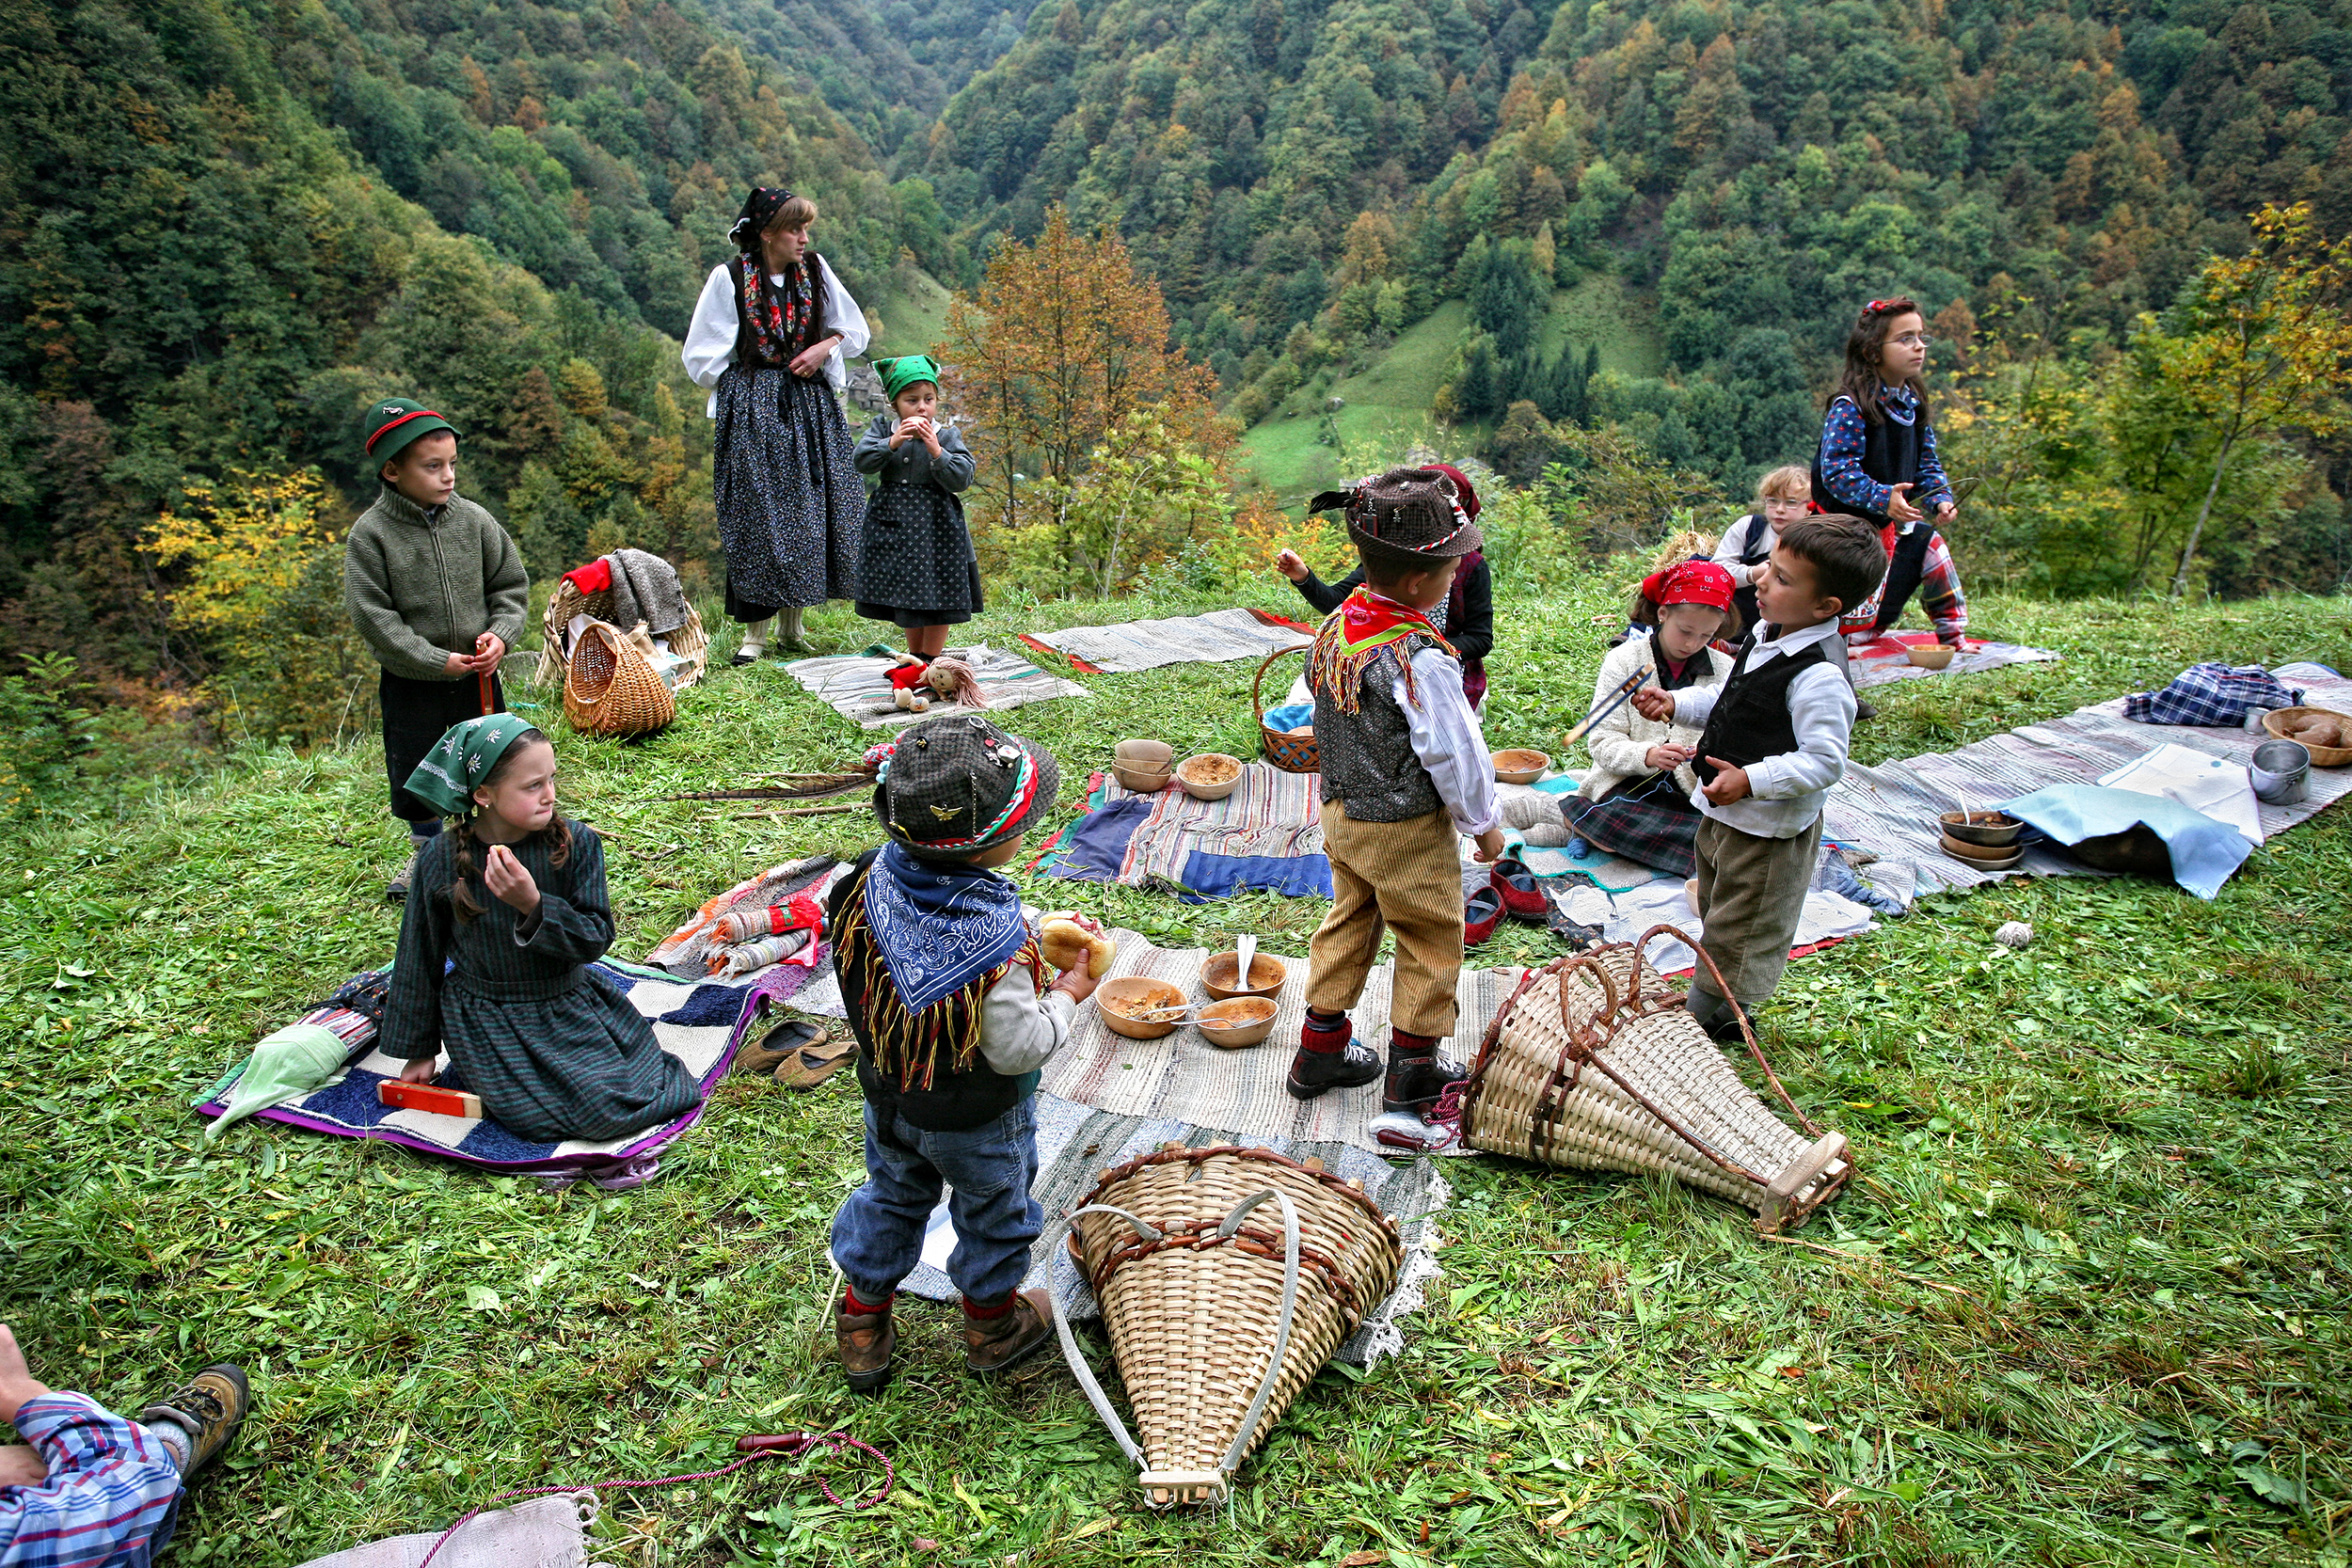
[1488,855,1549,922]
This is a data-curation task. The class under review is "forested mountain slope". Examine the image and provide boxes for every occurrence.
[922,0,2352,487]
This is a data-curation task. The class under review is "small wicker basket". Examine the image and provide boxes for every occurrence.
[1458,926,1851,1233]
[563,621,676,737]
[2262,705,2352,767]
[1049,1145,1403,1508]
[1252,645,1317,773]
[536,577,708,692]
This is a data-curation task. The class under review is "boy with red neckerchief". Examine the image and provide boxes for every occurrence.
[1286,468,1506,1121]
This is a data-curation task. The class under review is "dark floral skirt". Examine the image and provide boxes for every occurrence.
[713,364,861,613]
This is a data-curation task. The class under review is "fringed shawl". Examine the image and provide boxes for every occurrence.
[1307,586,1457,715]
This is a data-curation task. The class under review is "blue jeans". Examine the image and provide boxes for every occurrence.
[830,1098,1042,1304]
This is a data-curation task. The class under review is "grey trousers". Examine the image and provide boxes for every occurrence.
[1687,812,1823,1020]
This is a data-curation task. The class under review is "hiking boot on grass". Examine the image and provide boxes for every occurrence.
[835,1291,897,1394]
[1383,1033,1464,1119]
[386,848,421,904]
[962,1289,1055,1377]
[140,1363,250,1476]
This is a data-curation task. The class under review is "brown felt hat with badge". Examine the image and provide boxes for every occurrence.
[1343,467,1483,560]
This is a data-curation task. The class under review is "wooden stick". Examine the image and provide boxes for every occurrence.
[722,801,871,821]
[1562,665,1654,746]
[661,780,866,801]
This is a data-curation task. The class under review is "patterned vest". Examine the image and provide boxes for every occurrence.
[1311,634,1444,823]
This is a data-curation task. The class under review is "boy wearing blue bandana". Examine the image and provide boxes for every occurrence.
[824,715,1102,1393]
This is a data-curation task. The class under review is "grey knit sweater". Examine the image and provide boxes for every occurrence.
[343,487,530,682]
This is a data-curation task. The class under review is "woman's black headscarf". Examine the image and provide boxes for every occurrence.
[728,186,796,255]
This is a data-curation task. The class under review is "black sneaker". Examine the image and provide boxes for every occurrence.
[141,1364,250,1476]
[1852,697,1878,721]
[1383,1052,1465,1117]
[1286,1039,1381,1100]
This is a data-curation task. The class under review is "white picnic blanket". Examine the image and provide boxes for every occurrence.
[782,643,1089,730]
[1029,608,1314,673]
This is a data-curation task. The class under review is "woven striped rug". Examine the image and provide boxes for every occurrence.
[1826,661,2350,894]
[1037,927,1518,1155]
[1113,763,1326,889]
[1848,630,2059,690]
[1023,606,1315,673]
[782,643,1089,730]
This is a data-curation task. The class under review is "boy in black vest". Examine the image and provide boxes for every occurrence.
[1631,515,1884,1039]
[1287,469,1506,1122]
[824,715,1102,1392]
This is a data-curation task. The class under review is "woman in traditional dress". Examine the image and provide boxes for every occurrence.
[683,187,871,662]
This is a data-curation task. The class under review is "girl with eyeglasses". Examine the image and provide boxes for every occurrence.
[1808,296,1969,717]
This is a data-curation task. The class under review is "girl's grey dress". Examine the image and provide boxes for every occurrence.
[381,821,702,1141]
[852,416,982,628]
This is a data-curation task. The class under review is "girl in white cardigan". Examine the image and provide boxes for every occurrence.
[1507,562,1740,876]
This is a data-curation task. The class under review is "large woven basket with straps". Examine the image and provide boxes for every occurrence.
[1458,927,1851,1233]
[536,578,707,692]
[562,621,675,738]
[1047,1145,1403,1509]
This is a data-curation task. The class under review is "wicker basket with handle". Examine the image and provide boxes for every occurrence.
[1456,927,1851,1234]
[563,621,676,737]
[1252,645,1318,773]
[1048,1145,1402,1509]
[536,578,708,692]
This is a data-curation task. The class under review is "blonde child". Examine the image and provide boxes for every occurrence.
[1713,465,1812,633]
[852,356,979,661]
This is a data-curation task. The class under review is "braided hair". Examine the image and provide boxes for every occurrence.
[442,728,572,921]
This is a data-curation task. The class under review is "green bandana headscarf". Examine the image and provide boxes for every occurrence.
[405,714,538,816]
[877,355,940,403]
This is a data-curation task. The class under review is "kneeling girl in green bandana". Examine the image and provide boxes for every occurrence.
[378,717,702,1148]
[852,355,979,661]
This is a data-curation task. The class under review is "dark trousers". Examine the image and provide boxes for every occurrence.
[380,668,504,827]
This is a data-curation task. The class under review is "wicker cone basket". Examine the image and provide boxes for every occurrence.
[1048,1146,1403,1508]
[1457,925,1851,1234]
[563,621,676,737]
[1252,645,1318,773]
[536,578,708,692]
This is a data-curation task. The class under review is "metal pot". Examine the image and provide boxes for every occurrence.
[2249,739,2311,805]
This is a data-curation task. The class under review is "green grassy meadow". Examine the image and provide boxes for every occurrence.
[3,577,2349,1565]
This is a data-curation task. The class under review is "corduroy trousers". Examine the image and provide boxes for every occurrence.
[1690,812,1823,1015]
[1307,801,1465,1039]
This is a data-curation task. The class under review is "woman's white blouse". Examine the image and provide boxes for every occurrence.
[680,257,869,416]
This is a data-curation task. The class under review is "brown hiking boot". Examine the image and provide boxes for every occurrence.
[835,1302,897,1394]
[962,1289,1055,1377]
[139,1364,249,1475]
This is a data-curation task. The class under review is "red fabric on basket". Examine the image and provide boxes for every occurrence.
[563,559,612,594]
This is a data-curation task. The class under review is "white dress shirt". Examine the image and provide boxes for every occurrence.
[681,257,870,417]
[977,960,1078,1077]
[1668,617,1853,839]
[1398,644,1502,838]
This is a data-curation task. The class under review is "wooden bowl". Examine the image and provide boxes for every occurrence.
[1939,831,2024,868]
[1200,950,1286,1000]
[1175,752,1244,800]
[1097,976,1187,1040]
[1111,765,1174,793]
[1197,996,1278,1048]
[1115,737,1173,768]
[1492,748,1551,785]
[2263,706,2352,767]
[1907,643,1957,670]
[1938,810,2023,847]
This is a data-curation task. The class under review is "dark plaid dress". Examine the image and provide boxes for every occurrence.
[1564,631,1721,879]
[380,821,702,1141]
[712,256,862,614]
[851,414,982,627]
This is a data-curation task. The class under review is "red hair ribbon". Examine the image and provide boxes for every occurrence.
[1639,561,1735,612]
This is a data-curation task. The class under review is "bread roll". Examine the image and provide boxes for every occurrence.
[1039,913,1116,977]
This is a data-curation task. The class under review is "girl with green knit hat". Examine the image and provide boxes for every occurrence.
[850,355,979,662]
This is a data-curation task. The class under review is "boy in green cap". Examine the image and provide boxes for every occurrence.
[343,398,531,903]
[852,355,978,662]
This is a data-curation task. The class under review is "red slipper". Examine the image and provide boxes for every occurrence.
[1489,855,1549,923]
[1464,885,1503,946]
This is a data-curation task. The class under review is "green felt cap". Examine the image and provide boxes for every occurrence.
[362,397,459,467]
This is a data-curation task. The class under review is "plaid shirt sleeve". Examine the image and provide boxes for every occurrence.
[1,1393,183,1568]
[1918,529,1966,641]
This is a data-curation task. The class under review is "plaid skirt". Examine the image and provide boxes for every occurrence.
[713,364,862,611]
[1565,772,1702,878]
